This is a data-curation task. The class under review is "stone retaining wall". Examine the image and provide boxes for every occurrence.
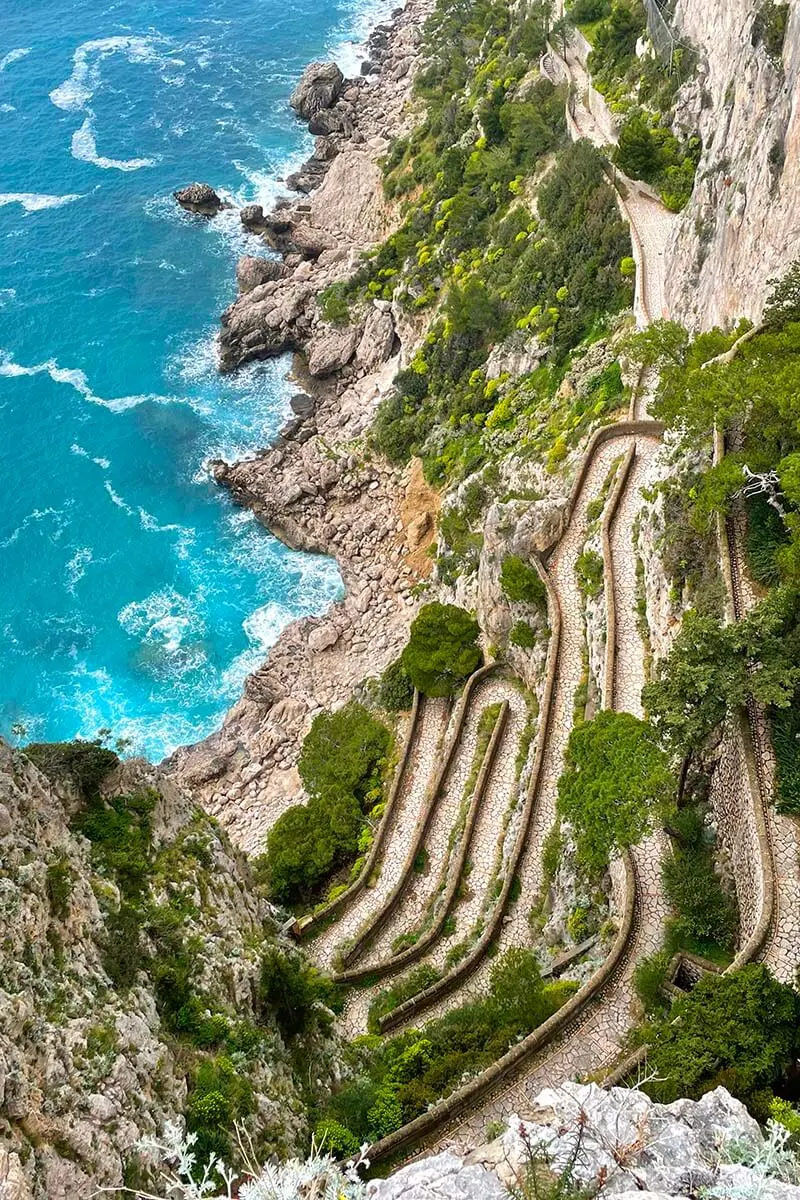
[336,664,500,971]
[293,690,423,940]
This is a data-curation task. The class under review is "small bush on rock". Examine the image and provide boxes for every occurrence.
[501,555,547,609]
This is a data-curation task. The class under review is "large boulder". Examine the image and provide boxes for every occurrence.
[306,324,360,377]
[174,182,224,215]
[236,256,288,293]
[356,305,396,371]
[290,62,344,121]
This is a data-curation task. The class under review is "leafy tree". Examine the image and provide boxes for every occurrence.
[379,659,415,711]
[500,555,547,609]
[259,947,338,1040]
[558,711,674,874]
[402,603,482,696]
[25,739,118,798]
[299,701,390,807]
[644,965,800,1106]
[661,808,736,951]
[614,113,661,180]
[488,947,551,1032]
[263,791,362,905]
[645,589,800,757]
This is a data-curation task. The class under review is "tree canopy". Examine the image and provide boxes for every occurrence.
[402,602,482,696]
[557,710,674,874]
[644,965,800,1106]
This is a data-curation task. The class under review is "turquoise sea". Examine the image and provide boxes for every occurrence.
[0,0,383,758]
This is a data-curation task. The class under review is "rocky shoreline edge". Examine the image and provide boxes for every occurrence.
[166,0,438,852]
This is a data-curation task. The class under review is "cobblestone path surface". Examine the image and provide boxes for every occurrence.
[310,695,450,971]
[341,675,530,1036]
[427,429,669,1153]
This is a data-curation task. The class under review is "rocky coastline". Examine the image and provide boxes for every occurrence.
[166,0,438,852]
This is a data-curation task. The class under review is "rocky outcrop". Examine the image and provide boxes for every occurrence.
[290,62,344,121]
[373,1084,800,1199]
[167,352,435,850]
[666,0,800,328]
[236,255,288,293]
[173,182,224,215]
[0,744,339,1197]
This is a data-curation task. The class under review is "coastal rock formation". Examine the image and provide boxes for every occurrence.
[236,255,288,293]
[290,61,344,120]
[0,743,338,1195]
[173,182,224,215]
[666,0,800,327]
[168,357,434,850]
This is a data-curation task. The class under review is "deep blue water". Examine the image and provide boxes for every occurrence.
[0,0,382,758]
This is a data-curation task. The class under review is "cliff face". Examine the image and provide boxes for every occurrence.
[0,745,338,1198]
[666,0,800,329]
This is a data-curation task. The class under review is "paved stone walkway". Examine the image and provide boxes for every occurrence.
[340,675,530,1036]
[722,517,800,984]
[310,695,450,971]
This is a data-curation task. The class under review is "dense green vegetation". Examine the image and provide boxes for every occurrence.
[316,0,635,491]
[582,0,700,211]
[402,602,482,696]
[500,554,547,609]
[643,965,800,1111]
[317,948,576,1147]
[557,710,674,874]
[629,288,800,811]
[261,702,392,907]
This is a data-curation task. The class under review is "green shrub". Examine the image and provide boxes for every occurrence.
[25,740,118,798]
[259,947,338,1040]
[633,949,671,1014]
[752,0,789,59]
[299,702,391,807]
[662,808,736,952]
[558,710,674,875]
[402,603,482,696]
[102,903,144,990]
[567,0,611,20]
[575,548,604,599]
[500,555,547,609]
[73,787,156,900]
[368,964,441,1032]
[319,283,351,326]
[510,620,537,649]
[644,964,800,1108]
[379,659,415,712]
[186,1056,253,1167]
[46,855,74,919]
[314,1118,360,1159]
[772,697,800,814]
[746,495,788,587]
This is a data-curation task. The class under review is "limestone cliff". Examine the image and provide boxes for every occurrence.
[666,0,800,328]
[0,743,340,1198]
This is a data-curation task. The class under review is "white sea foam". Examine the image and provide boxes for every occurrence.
[71,117,156,172]
[221,600,295,693]
[138,508,196,560]
[0,104,15,114]
[70,443,111,469]
[328,0,403,75]
[49,35,167,111]
[104,481,135,516]
[65,546,93,593]
[0,507,65,550]
[0,48,31,72]
[118,587,205,653]
[0,350,179,412]
[0,289,16,306]
[0,192,83,212]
